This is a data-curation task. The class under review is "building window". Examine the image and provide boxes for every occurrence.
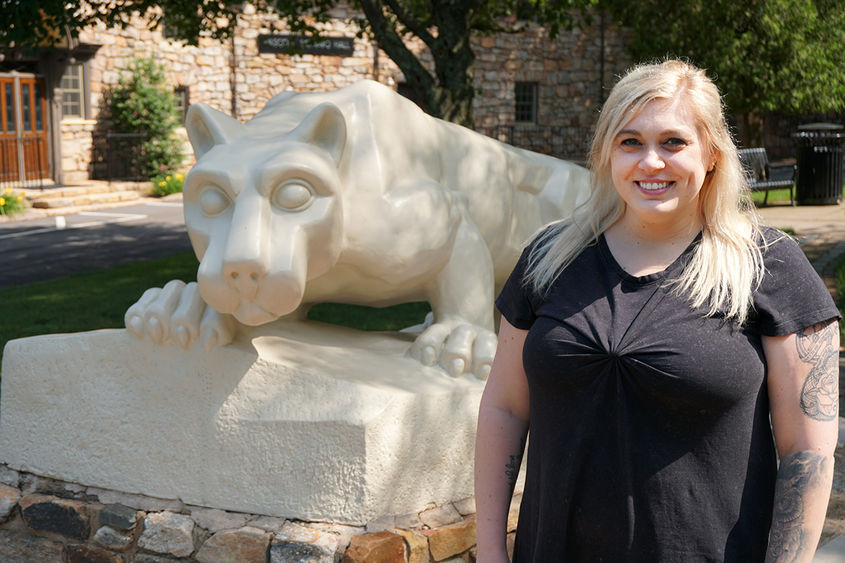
[515,82,538,123]
[61,63,85,119]
[175,85,189,123]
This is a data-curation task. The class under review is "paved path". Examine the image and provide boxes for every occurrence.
[0,199,191,289]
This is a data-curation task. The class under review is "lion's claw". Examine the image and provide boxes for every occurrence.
[409,320,497,379]
[124,280,233,351]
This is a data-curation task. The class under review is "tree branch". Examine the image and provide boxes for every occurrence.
[383,0,435,46]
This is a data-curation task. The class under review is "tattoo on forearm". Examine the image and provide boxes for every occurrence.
[795,321,839,421]
[767,451,829,562]
[504,436,526,489]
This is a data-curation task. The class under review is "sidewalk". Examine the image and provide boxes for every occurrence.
[758,201,845,286]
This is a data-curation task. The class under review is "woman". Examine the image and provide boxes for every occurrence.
[475,60,839,562]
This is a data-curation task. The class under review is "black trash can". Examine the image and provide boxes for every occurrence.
[792,123,845,205]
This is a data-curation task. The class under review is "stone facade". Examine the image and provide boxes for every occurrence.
[0,465,519,562]
[51,5,628,182]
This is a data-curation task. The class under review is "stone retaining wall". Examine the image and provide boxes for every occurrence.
[0,465,518,562]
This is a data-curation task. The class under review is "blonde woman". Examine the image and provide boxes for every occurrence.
[475,60,839,562]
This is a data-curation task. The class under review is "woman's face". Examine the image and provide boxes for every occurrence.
[609,96,713,231]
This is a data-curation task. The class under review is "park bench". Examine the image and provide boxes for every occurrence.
[737,147,796,206]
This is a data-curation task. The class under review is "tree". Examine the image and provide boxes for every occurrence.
[0,1,596,128]
[107,56,183,178]
[599,0,845,144]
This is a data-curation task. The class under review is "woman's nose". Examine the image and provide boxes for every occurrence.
[639,148,665,171]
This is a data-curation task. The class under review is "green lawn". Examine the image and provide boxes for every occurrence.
[751,183,845,206]
[0,251,431,377]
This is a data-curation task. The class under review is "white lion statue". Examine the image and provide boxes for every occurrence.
[125,80,589,379]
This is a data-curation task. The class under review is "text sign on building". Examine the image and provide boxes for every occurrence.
[257,34,355,57]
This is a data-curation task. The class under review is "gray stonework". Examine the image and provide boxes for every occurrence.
[51,4,627,184]
[0,465,494,562]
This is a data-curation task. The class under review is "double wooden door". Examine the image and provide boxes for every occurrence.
[0,75,50,185]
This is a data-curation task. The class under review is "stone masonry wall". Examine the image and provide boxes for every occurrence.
[0,465,519,562]
[60,5,628,181]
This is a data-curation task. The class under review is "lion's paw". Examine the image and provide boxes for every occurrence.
[408,319,497,380]
[124,280,235,352]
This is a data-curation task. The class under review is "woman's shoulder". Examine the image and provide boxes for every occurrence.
[756,225,805,263]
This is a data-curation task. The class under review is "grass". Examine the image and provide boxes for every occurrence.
[751,183,845,206]
[0,251,431,377]
[751,188,794,205]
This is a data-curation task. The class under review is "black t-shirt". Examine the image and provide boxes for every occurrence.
[495,226,839,562]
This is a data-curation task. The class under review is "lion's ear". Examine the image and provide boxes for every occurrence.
[185,103,247,158]
[289,102,347,165]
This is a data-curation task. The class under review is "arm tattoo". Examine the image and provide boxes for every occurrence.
[504,436,526,489]
[767,451,829,562]
[795,321,839,421]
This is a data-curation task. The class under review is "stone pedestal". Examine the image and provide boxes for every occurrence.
[0,321,484,525]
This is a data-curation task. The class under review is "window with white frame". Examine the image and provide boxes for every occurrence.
[515,81,538,123]
[60,63,84,119]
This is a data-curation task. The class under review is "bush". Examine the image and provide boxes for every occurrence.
[0,188,27,216]
[151,172,184,197]
[107,56,182,178]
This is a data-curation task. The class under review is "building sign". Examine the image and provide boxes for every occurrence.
[257,34,355,57]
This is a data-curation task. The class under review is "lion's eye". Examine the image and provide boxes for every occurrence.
[272,180,314,211]
[199,185,230,216]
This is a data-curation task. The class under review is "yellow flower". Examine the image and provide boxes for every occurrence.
[166,175,172,181]
[0,197,5,206]
[175,173,184,181]
[158,181,167,187]
[4,187,10,194]
[16,195,23,202]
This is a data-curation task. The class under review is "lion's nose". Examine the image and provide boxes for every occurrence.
[224,262,266,300]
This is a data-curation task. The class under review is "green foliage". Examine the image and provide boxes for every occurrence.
[151,172,185,197]
[307,301,431,331]
[601,0,845,118]
[107,56,183,178]
[0,188,27,216]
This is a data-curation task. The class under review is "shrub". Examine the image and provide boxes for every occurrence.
[151,172,184,197]
[107,56,183,179]
[0,188,27,216]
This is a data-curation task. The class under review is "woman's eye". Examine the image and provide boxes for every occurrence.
[272,180,314,211]
[198,185,231,216]
[664,137,687,148]
[620,138,641,147]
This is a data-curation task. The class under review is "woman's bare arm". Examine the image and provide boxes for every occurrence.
[764,319,839,563]
[475,318,531,562]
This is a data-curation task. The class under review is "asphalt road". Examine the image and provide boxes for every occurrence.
[0,201,193,289]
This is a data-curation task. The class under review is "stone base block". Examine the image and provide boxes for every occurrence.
[0,321,484,525]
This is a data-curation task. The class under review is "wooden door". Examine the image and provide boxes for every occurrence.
[0,75,50,185]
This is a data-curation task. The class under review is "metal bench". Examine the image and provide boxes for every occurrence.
[737,147,796,206]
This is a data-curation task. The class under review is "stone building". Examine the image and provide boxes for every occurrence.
[0,4,629,188]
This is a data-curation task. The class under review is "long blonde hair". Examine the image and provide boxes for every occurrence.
[525,60,764,324]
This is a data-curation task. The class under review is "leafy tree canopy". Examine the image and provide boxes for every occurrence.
[1,1,596,127]
[600,0,845,141]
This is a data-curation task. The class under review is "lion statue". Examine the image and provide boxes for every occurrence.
[125,80,590,379]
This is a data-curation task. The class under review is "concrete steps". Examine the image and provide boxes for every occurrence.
[23,181,150,210]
